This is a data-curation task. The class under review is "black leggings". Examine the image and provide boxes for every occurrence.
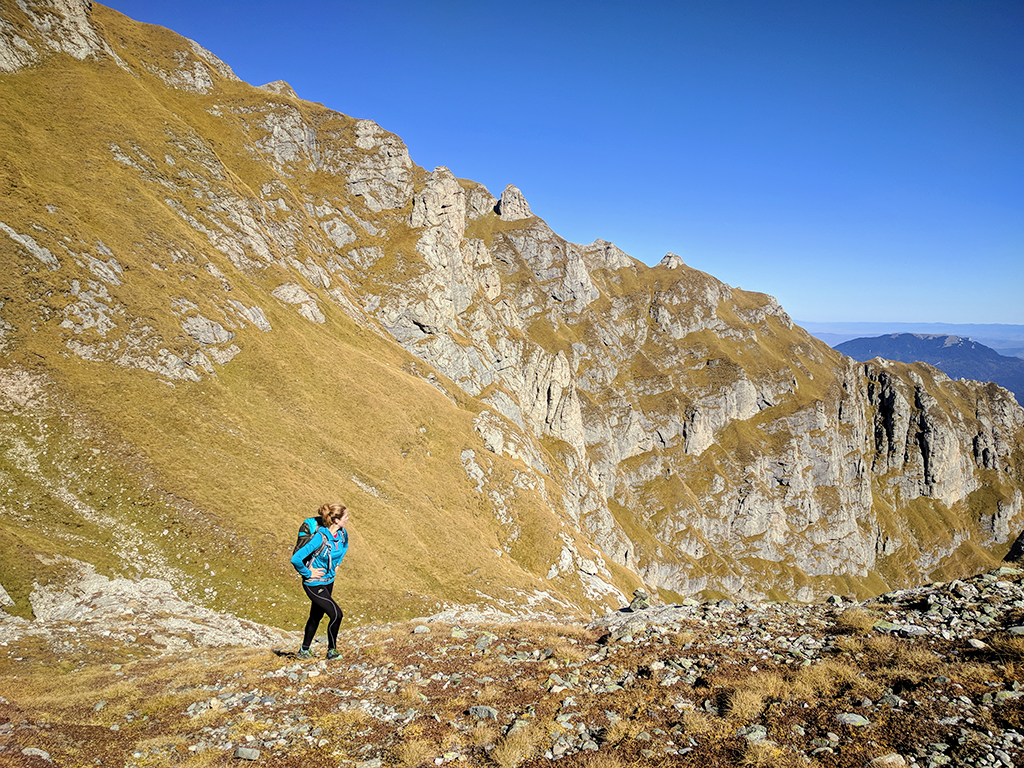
[301,581,343,650]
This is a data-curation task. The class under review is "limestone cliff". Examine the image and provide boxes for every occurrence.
[1,0,1022,622]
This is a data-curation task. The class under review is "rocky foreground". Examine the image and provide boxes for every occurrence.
[2,567,1024,768]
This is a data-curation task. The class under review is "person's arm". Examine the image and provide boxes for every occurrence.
[290,536,320,579]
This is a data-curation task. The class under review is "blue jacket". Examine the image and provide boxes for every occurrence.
[291,526,348,585]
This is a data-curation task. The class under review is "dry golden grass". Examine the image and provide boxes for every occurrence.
[601,717,651,745]
[1003,661,1021,683]
[947,661,998,683]
[863,634,899,658]
[745,670,790,699]
[476,683,503,703]
[680,710,725,736]
[470,722,499,747]
[400,682,427,704]
[490,723,544,768]
[7,669,178,725]
[989,635,1024,661]
[137,691,201,720]
[892,646,941,672]
[513,621,593,641]
[471,658,502,675]
[670,630,697,647]
[392,738,436,768]
[576,754,627,768]
[128,735,191,766]
[315,708,369,736]
[548,641,587,664]
[742,740,804,768]
[225,719,271,738]
[834,636,865,655]
[834,608,877,636]
[725,686,765,721]
[857,636,941,682]
[790,659,881,701]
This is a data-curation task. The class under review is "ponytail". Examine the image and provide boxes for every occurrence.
[318,502,347,526]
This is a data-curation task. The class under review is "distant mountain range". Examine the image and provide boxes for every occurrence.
[801,321,1024,359]
[836,334,1024,403]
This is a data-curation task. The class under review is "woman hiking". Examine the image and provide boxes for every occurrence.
[290,502,349,659]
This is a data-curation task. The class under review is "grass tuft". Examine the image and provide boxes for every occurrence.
[834,608,877,636]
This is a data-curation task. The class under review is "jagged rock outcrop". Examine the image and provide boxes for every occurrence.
[1,0,1023,618]
[497,183,532,221]
[259,79,299,98]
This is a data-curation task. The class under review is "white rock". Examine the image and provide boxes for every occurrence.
[497,184,532,221]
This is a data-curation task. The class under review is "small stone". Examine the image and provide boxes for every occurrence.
[995,691,1024,703]
[474,632,497,649]
[900,625,929,637]
[234,747,260,760]
[837,713,871,727]
[469,705,499,721]
[21,748,51,761]
[737,724,768,742]
[412,625,431,634]
[1007,626,1024,635]
[630,590,651,610]
[968,638,988,649]
[865,754,908,768]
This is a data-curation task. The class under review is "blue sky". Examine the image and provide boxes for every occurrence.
[105,0,1023,324]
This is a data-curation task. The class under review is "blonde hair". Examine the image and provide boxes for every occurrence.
[318,502,347,526]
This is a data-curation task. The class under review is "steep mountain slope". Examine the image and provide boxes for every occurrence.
[837,333,1024,403]
[1,0,1023,627]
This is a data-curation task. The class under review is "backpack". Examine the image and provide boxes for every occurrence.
[293,517,329,567]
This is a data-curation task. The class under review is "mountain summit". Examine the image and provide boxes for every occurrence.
[1,1,1023,627]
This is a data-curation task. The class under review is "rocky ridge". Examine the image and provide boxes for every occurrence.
[0,0,1023,622]
[2,564,1024,767]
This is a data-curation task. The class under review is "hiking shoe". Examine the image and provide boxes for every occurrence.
[325,648,342,661]
[296,648,313,659]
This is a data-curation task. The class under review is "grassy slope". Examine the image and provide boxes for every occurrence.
[0,5,611,627]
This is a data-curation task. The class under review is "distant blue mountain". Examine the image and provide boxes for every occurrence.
[835,334,1024,402]
[800,321,1024,359]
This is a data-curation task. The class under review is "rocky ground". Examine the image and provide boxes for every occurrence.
[1,566,1023,768]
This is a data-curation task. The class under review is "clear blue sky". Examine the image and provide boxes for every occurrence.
[104,0,1024,324]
